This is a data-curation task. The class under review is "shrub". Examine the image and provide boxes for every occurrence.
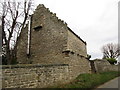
[106,58,117,65]
[86,54,91,60]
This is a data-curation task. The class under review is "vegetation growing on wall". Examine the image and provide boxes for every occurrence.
[106,58,117,65]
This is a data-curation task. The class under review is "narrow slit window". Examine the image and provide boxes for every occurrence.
[62,50,70,57]
[34,25,42,31]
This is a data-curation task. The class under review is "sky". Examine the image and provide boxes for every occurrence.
[0,0,119,60]
[34,0,119,60]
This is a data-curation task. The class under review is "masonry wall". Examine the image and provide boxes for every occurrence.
[17,25,28,63]
[17,4,68,64]
[67,53,91,77]
[17,4,88,66]
[2,64,75,88]
[16,4,91,83]
[90,59,119,73]
[30,5,69,64]
[67,30,87,57]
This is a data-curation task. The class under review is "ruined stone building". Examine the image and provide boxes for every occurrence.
[3,4,119,88]
[17,4,91,74]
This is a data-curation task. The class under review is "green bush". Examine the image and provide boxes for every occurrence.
[106,58,117,65]
[86,54,91,60]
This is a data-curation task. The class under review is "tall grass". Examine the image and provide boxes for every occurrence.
[54,71,120,88]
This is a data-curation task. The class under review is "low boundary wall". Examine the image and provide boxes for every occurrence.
[2,64,74,88]
[90,59,119,73]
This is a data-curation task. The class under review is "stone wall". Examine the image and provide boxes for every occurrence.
[90,59,119,73]
[17,25,28,63]
[2,64,76,88]
[67,29,87,57]
[15,4,91,88]
[30,4,68,64]
[17,4,68,64]
[67,52,91,77]
[17,4,88,65]
[2,59,91,88]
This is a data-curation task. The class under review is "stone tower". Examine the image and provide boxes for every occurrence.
[17,4,91,74]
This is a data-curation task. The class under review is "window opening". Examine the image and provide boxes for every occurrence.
[34,25,42,31]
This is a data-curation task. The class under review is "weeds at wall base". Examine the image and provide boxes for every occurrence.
[51,71,120,89]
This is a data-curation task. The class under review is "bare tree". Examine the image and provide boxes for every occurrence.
[101,43,120,59]
[0,0,34,64]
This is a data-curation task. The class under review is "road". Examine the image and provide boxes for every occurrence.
[95,76,120,90]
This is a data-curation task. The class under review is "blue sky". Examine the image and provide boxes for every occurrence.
[34,0,119,60]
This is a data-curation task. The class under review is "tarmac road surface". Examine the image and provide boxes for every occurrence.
[95,76,120,90]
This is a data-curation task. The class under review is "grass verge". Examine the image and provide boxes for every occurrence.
[53,71,120,89]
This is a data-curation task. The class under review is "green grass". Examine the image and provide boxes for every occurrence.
[53,71,120,89]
